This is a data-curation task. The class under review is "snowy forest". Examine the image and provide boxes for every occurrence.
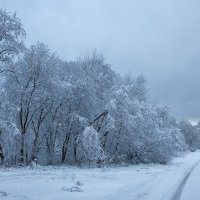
[0,8,200,167]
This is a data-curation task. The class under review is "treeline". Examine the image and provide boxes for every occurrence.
[0,9,200,167]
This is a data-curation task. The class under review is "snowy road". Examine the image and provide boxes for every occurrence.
[180,160,200,200]
[170,160,200,200]
[0,152,200,200]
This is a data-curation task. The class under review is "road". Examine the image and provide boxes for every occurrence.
[169,159,200,200]
[179,161,200,200]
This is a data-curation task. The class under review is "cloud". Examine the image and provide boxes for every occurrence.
[2,0,200,120]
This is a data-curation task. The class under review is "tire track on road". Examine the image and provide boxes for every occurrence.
[170,160,200,200]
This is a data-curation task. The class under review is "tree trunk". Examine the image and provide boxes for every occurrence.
[0,131,3,162]
[20,134,25,164]
[0,144,4,162]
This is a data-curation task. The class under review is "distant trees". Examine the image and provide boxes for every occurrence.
[0,9,199,167]
[179,120,200,151]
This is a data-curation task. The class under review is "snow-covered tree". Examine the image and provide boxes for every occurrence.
[179,120,200,151]
[0,10,195,167]
[76,126,105,166]
[0,9,25,68]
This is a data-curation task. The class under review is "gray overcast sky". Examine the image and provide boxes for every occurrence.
[2,0,200,122]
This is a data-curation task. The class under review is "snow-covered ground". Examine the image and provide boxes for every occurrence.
[0,152,200,200]
[180,156,200,200]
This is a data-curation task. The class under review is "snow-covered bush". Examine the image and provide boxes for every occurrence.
[76,126,105,166]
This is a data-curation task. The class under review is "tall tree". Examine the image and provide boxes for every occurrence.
[0,9,25,70]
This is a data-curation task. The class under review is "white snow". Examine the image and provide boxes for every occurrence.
[180,157,200,200]
[0,151,200,200]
